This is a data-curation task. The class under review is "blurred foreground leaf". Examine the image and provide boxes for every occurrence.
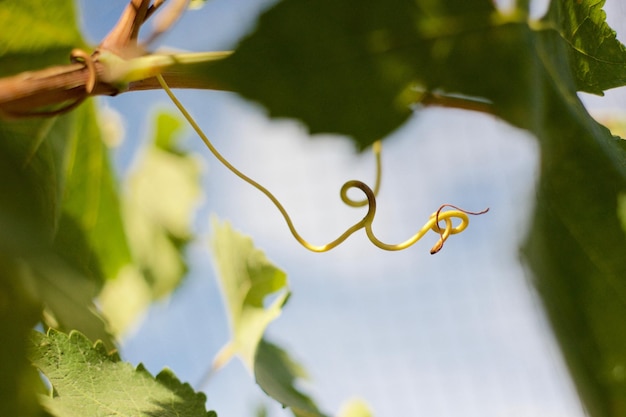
[0,1,114,414]
[57,102,132,282]
[100,111,203,336]
[211,223,370,417]
[521,2,626,416]
[255,340,373,417]
[0,256,45,417]
[337,399,374,417]
[0,0,84,77]
[124,111,201,297]
[0,0,127,347]
[255,340,327,417]
[208,0,418,146]
[210,219,290,370]
[34,101,133,348]
[29,329,217,417]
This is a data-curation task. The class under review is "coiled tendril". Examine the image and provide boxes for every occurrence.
[157,74,488,253]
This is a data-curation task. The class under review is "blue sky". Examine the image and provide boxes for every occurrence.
[76,1,626,416]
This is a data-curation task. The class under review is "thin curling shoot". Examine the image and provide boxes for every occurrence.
[429,205,490,254]
[156,74,488,254]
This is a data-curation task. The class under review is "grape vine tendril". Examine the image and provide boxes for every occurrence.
[156,74,488,253]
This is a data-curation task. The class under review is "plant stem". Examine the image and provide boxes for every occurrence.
[0,52,230,117]
[0,56,494,118]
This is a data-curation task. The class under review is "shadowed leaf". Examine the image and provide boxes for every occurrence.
[255,339,328,417]
[0,2,113,414]
[206,0,495,147]
[100,111,203,336]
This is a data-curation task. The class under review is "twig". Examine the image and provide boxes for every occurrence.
[0,60,494,119]
[99,0,152,58]
[421,92,495,115]
[0,61,227,117]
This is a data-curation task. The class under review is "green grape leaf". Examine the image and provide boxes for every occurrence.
[14,100,128,350]
[618,192,626,232]
[0,115,72,252]
[0,256,47,417]
[124,111,201,278]
[255,339,328,417]
[0,111,117,349]
[29,251,111,350]
[0,1,84,77]
[544,0,626,94]
[57,101,132,282]
[521,108,626,413]
[255,340,371,417]
[210,219,290,370]
[28,329,217,417]
[206,0,495,148]
[0,1,116,414]
[205,0,626,143]
[100,111,203,336]
[0,0,128,347]
[524,5,626,417]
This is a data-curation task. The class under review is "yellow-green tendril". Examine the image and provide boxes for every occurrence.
[343,140,381,208]
[156,74,487,253]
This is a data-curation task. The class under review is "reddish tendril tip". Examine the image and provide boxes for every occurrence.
[431,205,490,254]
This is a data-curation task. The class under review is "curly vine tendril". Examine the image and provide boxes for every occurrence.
[156,74,488,253]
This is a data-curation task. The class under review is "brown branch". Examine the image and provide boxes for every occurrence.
[0,60,494,119]
[0,61,226,117]
[421,92,494,115]
[0,0,153,117]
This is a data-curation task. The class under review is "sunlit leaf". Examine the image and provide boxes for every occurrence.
[58,101,132,282]
[0,1,84,76]
[212,225,362,417]
[28,329,217,417]
[545,0,626,94]
[123,111,201,269]
[210,219,290,370]
[100,111,202,336]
